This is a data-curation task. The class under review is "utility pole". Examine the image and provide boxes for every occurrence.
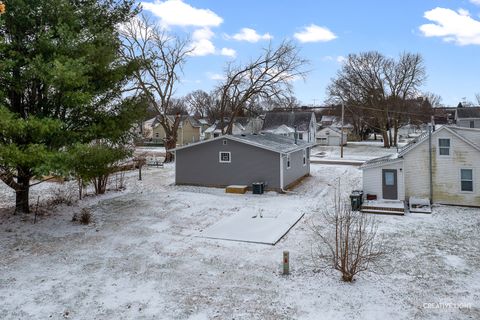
[340,102,345,158]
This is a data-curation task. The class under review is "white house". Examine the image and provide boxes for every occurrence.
[455,107,480,128]
[262,111,317,143]
[316,127,347,146]
[361,126,480,207]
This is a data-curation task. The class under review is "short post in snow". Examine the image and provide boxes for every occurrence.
[283,251,290,275]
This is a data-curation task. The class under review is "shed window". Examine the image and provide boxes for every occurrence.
[470,121,475,128]
[438,138,450,156]
[460,169,473,192]
[303,149,306,166]
[155,132,159,138]
[298,133,303,140]
[222,139,227,145]
[286,155,291,169]
[219,151,231,163]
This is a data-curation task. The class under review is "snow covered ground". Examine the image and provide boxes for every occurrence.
[0,164,479,319]
[311,141,403,161]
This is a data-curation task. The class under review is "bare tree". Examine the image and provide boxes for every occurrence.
[214,41,309,134]
[475,93,480,105]
[423,92,443,108]
[120,15,192,162]
[327,51,426,147]
[311,193,386,282]
[184,90,216,121]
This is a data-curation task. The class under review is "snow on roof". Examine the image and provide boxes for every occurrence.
[173,133,312,154]
[264,124,295,135]
[320,115,336,122]
[231,133,311,153]
[360,154,401,169]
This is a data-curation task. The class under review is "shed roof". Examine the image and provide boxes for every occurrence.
[262,111,313,132]
[173,133,312,154]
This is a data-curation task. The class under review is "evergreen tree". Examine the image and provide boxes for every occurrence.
[0,0,143,213]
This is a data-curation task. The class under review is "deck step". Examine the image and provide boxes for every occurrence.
[361,205,405,215]
[225,185,248,194]
[361,208,405,215]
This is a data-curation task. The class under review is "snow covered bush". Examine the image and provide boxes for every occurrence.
[311,197,386,282]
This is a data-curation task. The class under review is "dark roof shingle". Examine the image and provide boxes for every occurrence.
[262,111,313,131]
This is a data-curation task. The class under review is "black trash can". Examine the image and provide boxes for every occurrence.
[350,190,363,211]
[252,182,264,194]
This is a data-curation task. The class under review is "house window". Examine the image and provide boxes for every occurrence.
[286,155,291,169]
[470,121,475,128]
[298,133,303,140]
[222,139,227,145]
[438,138,450,156]
[460,169,473,192]
[219,151,231,163]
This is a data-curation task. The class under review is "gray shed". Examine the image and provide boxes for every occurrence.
[173,133,312,191]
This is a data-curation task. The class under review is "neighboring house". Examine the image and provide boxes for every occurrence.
[361,126,480,206]
[236,117,264,134]
[319,115,336,127]
[455,107,480,128]
[203,117,262,140]
[151,115,202,146]
[173,133,312,191]
[262,111,317,143]
[316,127,347,146]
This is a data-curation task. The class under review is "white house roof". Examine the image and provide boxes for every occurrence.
[172,133,312,154]
[361,125,480,170]
[264,124,296,135]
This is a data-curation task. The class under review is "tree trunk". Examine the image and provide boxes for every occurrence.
[393,120,399,147]
[388,129,393,147]
[382,131,390,148]
[15,174,31,214]
[164,137,177,163]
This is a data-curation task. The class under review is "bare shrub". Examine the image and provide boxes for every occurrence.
[311,196,386,282]
[49,185,77,206]
[73,208,92,225]
[79,208,92,225]
[114,171,126,191]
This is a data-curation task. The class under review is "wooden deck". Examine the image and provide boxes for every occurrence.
[361,200,406,215]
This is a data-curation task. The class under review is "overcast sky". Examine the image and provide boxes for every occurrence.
[140,0,480,107]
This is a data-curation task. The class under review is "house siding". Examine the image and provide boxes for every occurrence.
[152,120,201,146]
[362,161,405,201]
[282,149,310,188]
[175,139,281,189]
[457,119,480,128]
[403,131,480,206]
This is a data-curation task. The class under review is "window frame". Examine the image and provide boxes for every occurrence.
[286,154,291,169]
[222,139,228,145]
[460,168,474,193]
[438,138,451,157]
[470,120,475,128]
[302,149,307,166]
[219,151,231,163]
